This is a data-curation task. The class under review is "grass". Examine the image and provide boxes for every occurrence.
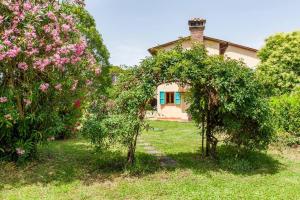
[1,121,300,200]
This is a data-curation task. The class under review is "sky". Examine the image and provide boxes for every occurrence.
[85,0,300,66]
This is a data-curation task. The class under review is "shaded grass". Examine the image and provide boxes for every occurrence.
[0,121,299,200]
[142,121,284,175]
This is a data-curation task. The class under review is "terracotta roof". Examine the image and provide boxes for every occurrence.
[148,36,258,55]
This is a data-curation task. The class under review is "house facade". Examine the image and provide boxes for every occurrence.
[147,18,259,121]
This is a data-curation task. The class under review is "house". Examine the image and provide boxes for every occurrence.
[147,18,259,121]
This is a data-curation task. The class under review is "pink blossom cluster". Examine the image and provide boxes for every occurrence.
[33,59,51,72]
[95,67,101,76]
[5,46,21,59]
[0,97,8,103]
[40,83,50,92]
[55,84,62,91]
[47,11,57,21]
[0,0,101,111]
[18,62,28,71]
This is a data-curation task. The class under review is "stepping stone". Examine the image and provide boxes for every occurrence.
[143,146,155,150]
[147,149,161,154]
[138,142,151,146]
[159,156,177,167]
[139,139,177,167]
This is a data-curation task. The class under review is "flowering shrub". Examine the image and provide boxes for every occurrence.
[0,0,102,161]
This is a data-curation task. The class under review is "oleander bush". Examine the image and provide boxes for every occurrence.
[0,0,104,161]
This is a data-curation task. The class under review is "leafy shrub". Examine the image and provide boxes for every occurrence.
[270,91,300,138]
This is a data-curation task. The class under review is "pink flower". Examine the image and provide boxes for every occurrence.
[55,84,62,91]
[9,3,19,13]
[0,54,5,61]
[95,68,101,76]
[23,2,32,11]
[70,56,81,64]
[25,48,39,56]
[43,25,51,33]
[86,80,93,86]
[25,30,36,40]
[31,5,40,14]
[6,46,21,58]
[62,24,71,33]
[47,11,56,21]
[51,29,59,38]
[74,43,86,56]
[18,62,28,71]
[45,45,52,52]
[23,99,32,106]
[34,59,50,72]
[4,114,12,121]
[0,97,8,103]
[3,40,12,46]
[39,83,49,93]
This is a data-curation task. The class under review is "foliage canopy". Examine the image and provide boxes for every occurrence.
[257,31,300,96]
[85,44,273,163]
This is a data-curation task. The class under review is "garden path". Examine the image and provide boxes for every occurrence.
[138,138,177,167]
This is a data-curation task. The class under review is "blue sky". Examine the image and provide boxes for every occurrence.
[86,0,300,66]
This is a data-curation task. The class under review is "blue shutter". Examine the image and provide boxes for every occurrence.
[175,92,181,105]
[160,91,165,105]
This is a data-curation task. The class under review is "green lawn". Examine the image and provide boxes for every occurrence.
[1,121,299,200]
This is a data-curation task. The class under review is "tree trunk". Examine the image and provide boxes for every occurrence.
[201,113,205,158]
[8,62,24,119]
[126,104,146,166]
[127,143,135,166]
[210,135,218,159]
[126,127,139,166]
[205,95,211,157]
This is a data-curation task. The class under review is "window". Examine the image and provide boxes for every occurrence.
[166,92,174,104]
[160,92,182,105]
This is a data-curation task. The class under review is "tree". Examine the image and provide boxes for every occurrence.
[188,56,273,157]
[256,31,300,146]
[82,68,151,165]
[256,31,300,96]
[0,0,103,161]
[140,45,273,158]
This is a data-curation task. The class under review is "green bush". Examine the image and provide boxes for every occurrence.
[270,91,300,144]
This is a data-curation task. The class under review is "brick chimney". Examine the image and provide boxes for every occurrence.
[188,18,206,42]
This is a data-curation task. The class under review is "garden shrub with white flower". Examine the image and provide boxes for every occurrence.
[0,0,103,161]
